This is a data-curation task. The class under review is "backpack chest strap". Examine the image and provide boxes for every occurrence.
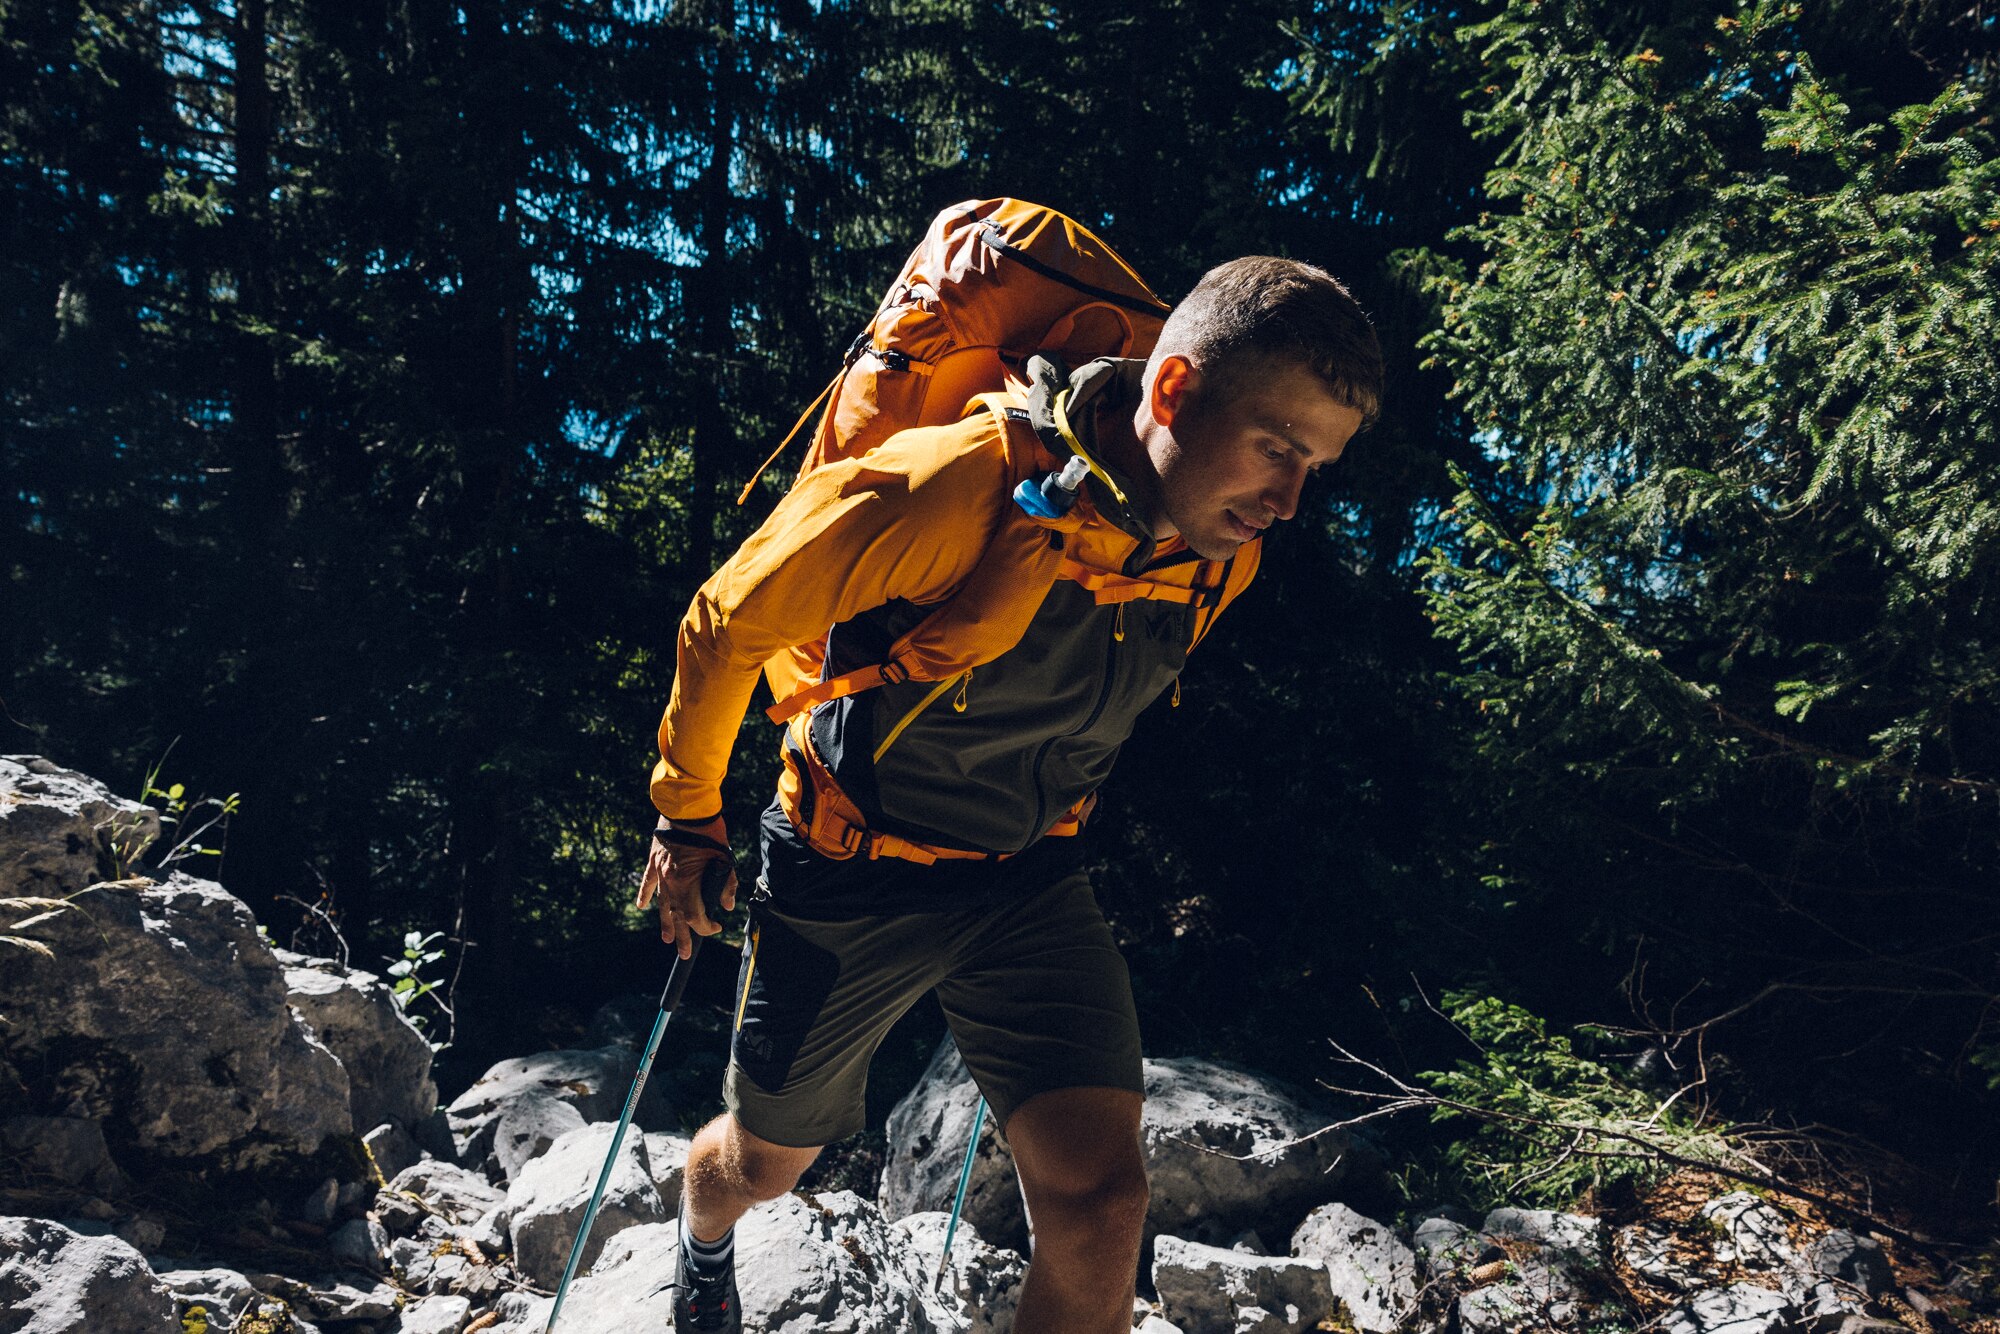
[1058,558,1220,606]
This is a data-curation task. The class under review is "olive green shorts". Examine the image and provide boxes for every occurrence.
[722,871,1143,1148]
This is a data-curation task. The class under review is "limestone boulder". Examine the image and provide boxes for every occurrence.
[1289,1202,1417,1333]
[1661,1282,1797,1334]
[881,1038,1368,1251]
[1698,1193,1801,1274]
[491,1089,585,1184]
[1458,1254,1582,1333]
[879,1039,1024,1246]
[277,948,439,1135]
[893,1210,1027,1334]
[0,1115,126,1195]
[502,1120,668,1288]
[444,1045,665,1178]
[0,756,157,897]
[386,1159,505,1227]
[499,1190,986,1334]
[0,1216,175,1333]
[0,871,352,1169]
[157,1266,265,1329]
[1414,1215,1487,1274]
[642,1129,692,1216]
[1481,1206,1604,1261]
[1152,1233,1335,1334]
[392,1293,474,1333]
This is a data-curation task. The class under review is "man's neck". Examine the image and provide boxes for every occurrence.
[1106,401,1169,540]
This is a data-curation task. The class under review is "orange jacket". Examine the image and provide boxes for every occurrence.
[651,370,1259,847]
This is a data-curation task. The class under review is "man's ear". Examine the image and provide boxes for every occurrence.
[1148,354,1198,429]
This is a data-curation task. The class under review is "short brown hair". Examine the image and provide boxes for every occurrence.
[1152,256,1385,428]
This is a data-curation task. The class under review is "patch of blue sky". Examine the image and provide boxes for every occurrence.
[564,408,626,457]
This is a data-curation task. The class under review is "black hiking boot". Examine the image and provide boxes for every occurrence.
[672,1231,741,1333]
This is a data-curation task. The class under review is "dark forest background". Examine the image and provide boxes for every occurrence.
[6,0,1998,1230]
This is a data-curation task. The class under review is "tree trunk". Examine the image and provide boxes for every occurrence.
[686,0,738,574]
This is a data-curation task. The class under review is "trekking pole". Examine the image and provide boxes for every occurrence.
[933,1093,987,1289]
[545,834,733,1333]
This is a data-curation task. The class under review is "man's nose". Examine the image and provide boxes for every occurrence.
[1262,474,1303,523]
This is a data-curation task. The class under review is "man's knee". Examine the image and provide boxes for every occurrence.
[689,1114,820,1202]
[1026,1153,1150,1244]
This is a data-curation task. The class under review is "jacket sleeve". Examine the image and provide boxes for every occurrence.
[650,420,1009,821]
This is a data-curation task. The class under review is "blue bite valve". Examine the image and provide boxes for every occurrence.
[1013,454,1093,519]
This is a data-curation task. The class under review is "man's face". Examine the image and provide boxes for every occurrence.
[1143,356,1365,560]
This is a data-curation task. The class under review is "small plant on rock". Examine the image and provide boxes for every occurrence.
[386,929,454,1051]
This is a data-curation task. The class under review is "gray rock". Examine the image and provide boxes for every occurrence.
[363,1122,422,1183]
[1290,1202,1417,1333]
[485,1289,549,1332]
[0,1115,126,1194]
[330,1216,390,1272]
[1788,1228,1892,1326]
[0,1216,176,1333]
[1809,1230,1891,1296]
[1141,1058,1363,1244]
[1414,1215,1482,1273]
[503,1120,667,1288]
[387,1159,504,1226]
[278,949,440,1134]
[1458,1255,1581,1333]
[1133,1317,1185,1334]
[444,1046,661,1176]
[0,871,353,1169]
[1481,1206,1604,1260]
[491,1088,585,1183]
[879,1040,1024,1246]
[881,1038,1363,1251]
[894,1210,1026,1334]
[1153,1233,1336,1333]
[250,1269,402,1321]
[1699,1193,1799,1273]
[462,1204,510,1259]
[300,1176,341,1227]
[642,1129,692,1217]
[1661,1282,1796,1334]
[0,756,158,897]
[391,1294,473,1333]
[158,1266,264,1328]
[1619,1219,1707,1292]
[498,1190,973,1333]
[110,1216,163,1254]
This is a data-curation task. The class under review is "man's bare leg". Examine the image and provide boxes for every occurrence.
[681,1113,822,1242]
[1005,1086,1149,1334]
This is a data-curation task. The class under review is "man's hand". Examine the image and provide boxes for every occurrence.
[637,814,739,960]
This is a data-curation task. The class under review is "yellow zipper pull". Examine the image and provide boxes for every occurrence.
[1113,603,1126,643]
[1171,675,1182,708]
[953,671,972,713]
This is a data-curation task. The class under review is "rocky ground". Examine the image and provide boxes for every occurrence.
[4,756,1997,1333]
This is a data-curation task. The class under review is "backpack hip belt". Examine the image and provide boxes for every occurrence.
[777,712,1096,866]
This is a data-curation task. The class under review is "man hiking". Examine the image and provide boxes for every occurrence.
[640,247,1384,1333]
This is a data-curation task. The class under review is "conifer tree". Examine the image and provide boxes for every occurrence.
[1411,0,2000,1150]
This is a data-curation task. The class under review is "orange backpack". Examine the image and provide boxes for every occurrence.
[742,198,1169,494]
[744,199,1185,715]
[744,201,1259,736]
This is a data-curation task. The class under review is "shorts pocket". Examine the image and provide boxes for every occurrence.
[730,907,842,1094]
